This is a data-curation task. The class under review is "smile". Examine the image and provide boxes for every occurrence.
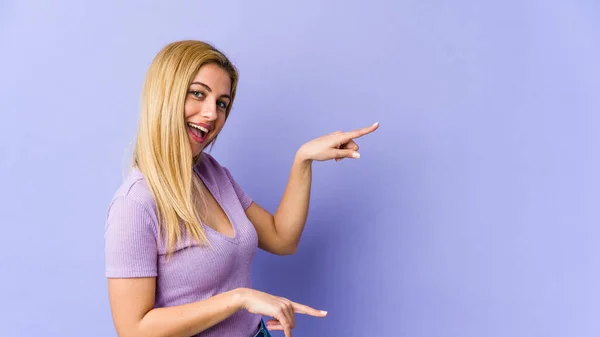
[187,122,211,143]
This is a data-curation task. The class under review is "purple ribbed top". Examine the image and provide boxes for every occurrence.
[104,152,261,337]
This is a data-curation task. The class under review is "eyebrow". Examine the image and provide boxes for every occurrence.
[190,81,231,99]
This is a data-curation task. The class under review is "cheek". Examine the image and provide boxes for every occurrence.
[216,113,227,128]
[184,100,196,119]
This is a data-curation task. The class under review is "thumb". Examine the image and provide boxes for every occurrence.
[265,320,284,331]
[335,149,360,159]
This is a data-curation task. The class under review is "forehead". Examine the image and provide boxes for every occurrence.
[191,63,231,93]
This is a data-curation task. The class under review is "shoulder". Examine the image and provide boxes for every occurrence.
[196,151,235,178]
[196,151,253,209]
[105,167,158,230]
[196,151,223,171]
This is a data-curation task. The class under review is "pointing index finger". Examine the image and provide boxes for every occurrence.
[291,302,328,317]
[341,122,379,141]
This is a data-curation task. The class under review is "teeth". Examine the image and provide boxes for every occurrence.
[188,123,209,133]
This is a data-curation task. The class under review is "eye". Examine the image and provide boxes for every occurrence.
[217,100,228,109]
[189,90,204,99]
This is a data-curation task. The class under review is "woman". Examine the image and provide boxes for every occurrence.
[104,40,379,337]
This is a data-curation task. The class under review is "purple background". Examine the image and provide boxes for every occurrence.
[1,0,599,336]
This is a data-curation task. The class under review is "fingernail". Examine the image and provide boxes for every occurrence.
[321,310,328,315]
[373,121,379,126]
[352,152,360,158]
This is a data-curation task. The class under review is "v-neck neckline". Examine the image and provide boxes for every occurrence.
[193,166,238,244]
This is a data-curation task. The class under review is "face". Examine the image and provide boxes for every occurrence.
[184,63,232,158]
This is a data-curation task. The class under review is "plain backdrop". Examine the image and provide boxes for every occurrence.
[1,0,599,336]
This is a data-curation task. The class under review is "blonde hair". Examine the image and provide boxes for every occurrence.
[131,40,239,254]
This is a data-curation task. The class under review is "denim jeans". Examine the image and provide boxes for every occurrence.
[253,319,272,337]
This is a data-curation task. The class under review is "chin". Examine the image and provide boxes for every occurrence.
[190,140,213,159]
[188,142,203,159]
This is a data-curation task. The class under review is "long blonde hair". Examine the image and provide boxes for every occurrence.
[131,40,239,254]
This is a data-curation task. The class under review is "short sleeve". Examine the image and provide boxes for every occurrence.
[104,196,158,278]
[222,166,253,210]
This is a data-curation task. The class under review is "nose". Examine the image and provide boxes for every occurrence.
[200,100,218,121]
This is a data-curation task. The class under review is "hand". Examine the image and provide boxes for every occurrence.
[296,122,379,162]
[238,288,327,337]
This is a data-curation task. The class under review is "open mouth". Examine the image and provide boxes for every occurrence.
[187,122,211,143]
